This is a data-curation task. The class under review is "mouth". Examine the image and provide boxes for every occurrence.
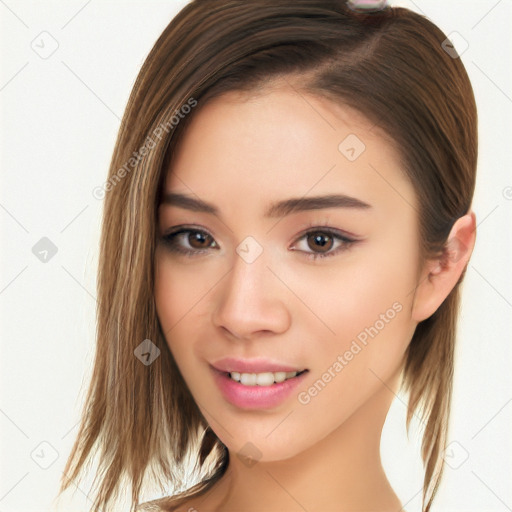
[210,366,310,409]
[224,369,309,386]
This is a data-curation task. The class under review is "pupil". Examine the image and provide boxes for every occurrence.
[309,233,332,253]
[190,232,209,248]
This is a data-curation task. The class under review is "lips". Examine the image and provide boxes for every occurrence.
[211,365,309,409]
[210,357,307,374]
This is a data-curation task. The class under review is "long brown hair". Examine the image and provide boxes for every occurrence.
[58,1,477,511]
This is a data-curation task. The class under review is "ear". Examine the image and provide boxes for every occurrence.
[411,211,476,322]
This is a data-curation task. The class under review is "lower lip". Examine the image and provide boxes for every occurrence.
[210,366,309,410]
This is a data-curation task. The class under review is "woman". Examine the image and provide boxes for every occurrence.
[58,1,478,510]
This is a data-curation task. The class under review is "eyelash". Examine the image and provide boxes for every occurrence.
[159,225,357,261]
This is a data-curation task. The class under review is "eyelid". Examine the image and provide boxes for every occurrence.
[162,223,216,238]
[291,225,359,245]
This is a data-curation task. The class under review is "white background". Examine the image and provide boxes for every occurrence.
[1,1,511,511]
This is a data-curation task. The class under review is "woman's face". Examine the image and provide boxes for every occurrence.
[154,82,422,461]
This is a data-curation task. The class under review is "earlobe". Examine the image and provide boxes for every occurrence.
[411,211,476,322]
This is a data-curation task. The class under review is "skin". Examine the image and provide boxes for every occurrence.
[153,78,476,512]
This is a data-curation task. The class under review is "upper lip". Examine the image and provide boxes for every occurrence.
[210,357,307,374]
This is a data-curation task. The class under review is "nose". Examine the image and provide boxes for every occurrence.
[212,245,291,340]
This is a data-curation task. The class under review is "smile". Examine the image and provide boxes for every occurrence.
[210,366,310,409]
[227,370,307,386]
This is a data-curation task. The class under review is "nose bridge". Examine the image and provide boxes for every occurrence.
[228,239,268,300]
[212,236,290,337]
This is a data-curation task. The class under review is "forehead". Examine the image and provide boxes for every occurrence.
[162,83,416,218]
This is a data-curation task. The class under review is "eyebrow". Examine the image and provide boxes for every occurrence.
[161,192,372,218]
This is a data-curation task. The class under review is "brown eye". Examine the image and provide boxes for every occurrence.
[188,231,214,249]
[291,227,356,261]
[160,228,218,256]
[306,232,334,253]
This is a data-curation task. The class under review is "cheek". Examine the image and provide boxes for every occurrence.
[154,248,225,327]
[153,254,211,364]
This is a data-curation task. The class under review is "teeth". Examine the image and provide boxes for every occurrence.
[228,371,300,386]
